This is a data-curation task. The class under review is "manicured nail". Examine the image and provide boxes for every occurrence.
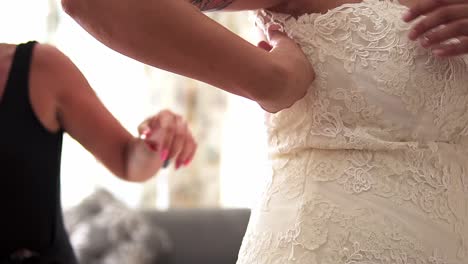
[408,29,417,40]
[163,159,171,168]
[183,158,192,167]
[141,129,151,139]
[175,161,182,170]
[160,149,169,161]
[268,24,281,31]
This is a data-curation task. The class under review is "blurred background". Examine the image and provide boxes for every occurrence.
[1,0,270,211]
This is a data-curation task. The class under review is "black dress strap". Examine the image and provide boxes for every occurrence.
[0,41,37,114]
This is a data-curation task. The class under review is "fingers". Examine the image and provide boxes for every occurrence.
[403,0,468,57]
[268,26,291,48]
[139,109,196,170]
[408,5,468,40]
[138,120,151,138]
[138,119,158,151]
[419,19,468,48]
[432,36,468,56]
[403,0,465,22]
[166,117,186,163]
[257,40,273,51]
[175,134,197,170]
[150,110,175,162]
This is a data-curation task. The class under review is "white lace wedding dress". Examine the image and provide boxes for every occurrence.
[237,0,468,263]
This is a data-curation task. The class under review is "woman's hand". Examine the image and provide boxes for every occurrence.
[126,110,197,181]
[257,27,315,113]
[137,110,197,170]
[403,0,468,57]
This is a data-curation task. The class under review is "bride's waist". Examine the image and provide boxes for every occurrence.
[269,137,468,157]
[264,146,468,233]
[269,144,468,186]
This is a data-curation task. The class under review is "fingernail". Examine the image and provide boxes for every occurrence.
[402,10,412,21]
[183,158,192,167]
[141,129,151,139]
[163,159,171,168]
[175,161,181,170]
[267,24,281,32]
[432,49,445,57]
[160,149,169,161]
[408,29,417,40]
[420,36,430,47]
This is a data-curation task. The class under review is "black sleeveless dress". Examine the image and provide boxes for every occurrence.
[0,42,78,264]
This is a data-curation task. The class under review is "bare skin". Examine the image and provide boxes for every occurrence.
[0,44,16,104]
[61,0,315,113]
[0,43,197,182]
[266,0,468,59]
[60,0,467,112]
[190,0,237,11]
[404,0,468,57]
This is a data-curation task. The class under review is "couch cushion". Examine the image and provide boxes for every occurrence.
[142,209,250,264]
[64,189,172,264]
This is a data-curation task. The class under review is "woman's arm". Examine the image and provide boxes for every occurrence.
[188,0,284,11]
[60,0,314,113]
[38,44,196,182]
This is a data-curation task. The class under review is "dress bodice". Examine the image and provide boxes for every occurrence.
[255,0,468,154]
[237,1,468,263]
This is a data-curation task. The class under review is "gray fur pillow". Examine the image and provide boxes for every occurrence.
[64,189,172,264]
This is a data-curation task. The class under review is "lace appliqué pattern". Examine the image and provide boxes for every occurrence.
[239,0,468,263]
[238,195,451,264]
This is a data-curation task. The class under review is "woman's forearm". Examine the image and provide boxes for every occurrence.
[61,0,287,103]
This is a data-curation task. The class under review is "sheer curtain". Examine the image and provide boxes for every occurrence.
[1,0,268,210]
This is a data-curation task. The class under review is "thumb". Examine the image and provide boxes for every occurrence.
[138,121,151,137]
[268,26,293,48]
[257,40,273,51]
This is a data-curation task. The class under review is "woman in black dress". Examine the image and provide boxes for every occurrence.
[0,41,197,263]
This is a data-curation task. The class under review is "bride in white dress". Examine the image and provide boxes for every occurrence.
[58,0,468,262]
[237,0,468,263]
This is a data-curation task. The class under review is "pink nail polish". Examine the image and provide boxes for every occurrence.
[160,149,169,161]
[183,158,192,167]
[175,161,181,170]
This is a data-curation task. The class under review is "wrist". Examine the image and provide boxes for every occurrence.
[248,56,290,112]
[123,137,139,181]
[124,137,160,182]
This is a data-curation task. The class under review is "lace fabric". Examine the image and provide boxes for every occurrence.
[239,0,468,263]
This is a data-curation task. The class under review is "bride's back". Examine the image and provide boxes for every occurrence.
[258,0,468,151]
[238,1,468,263]
[270,0,415,16]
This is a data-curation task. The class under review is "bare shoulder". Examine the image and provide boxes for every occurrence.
[32,43,91,94]
[33,43,75,73]
[30,43,74,98]
[29,43,86,132]
[0,44,16,69]
[0,44,17,98]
